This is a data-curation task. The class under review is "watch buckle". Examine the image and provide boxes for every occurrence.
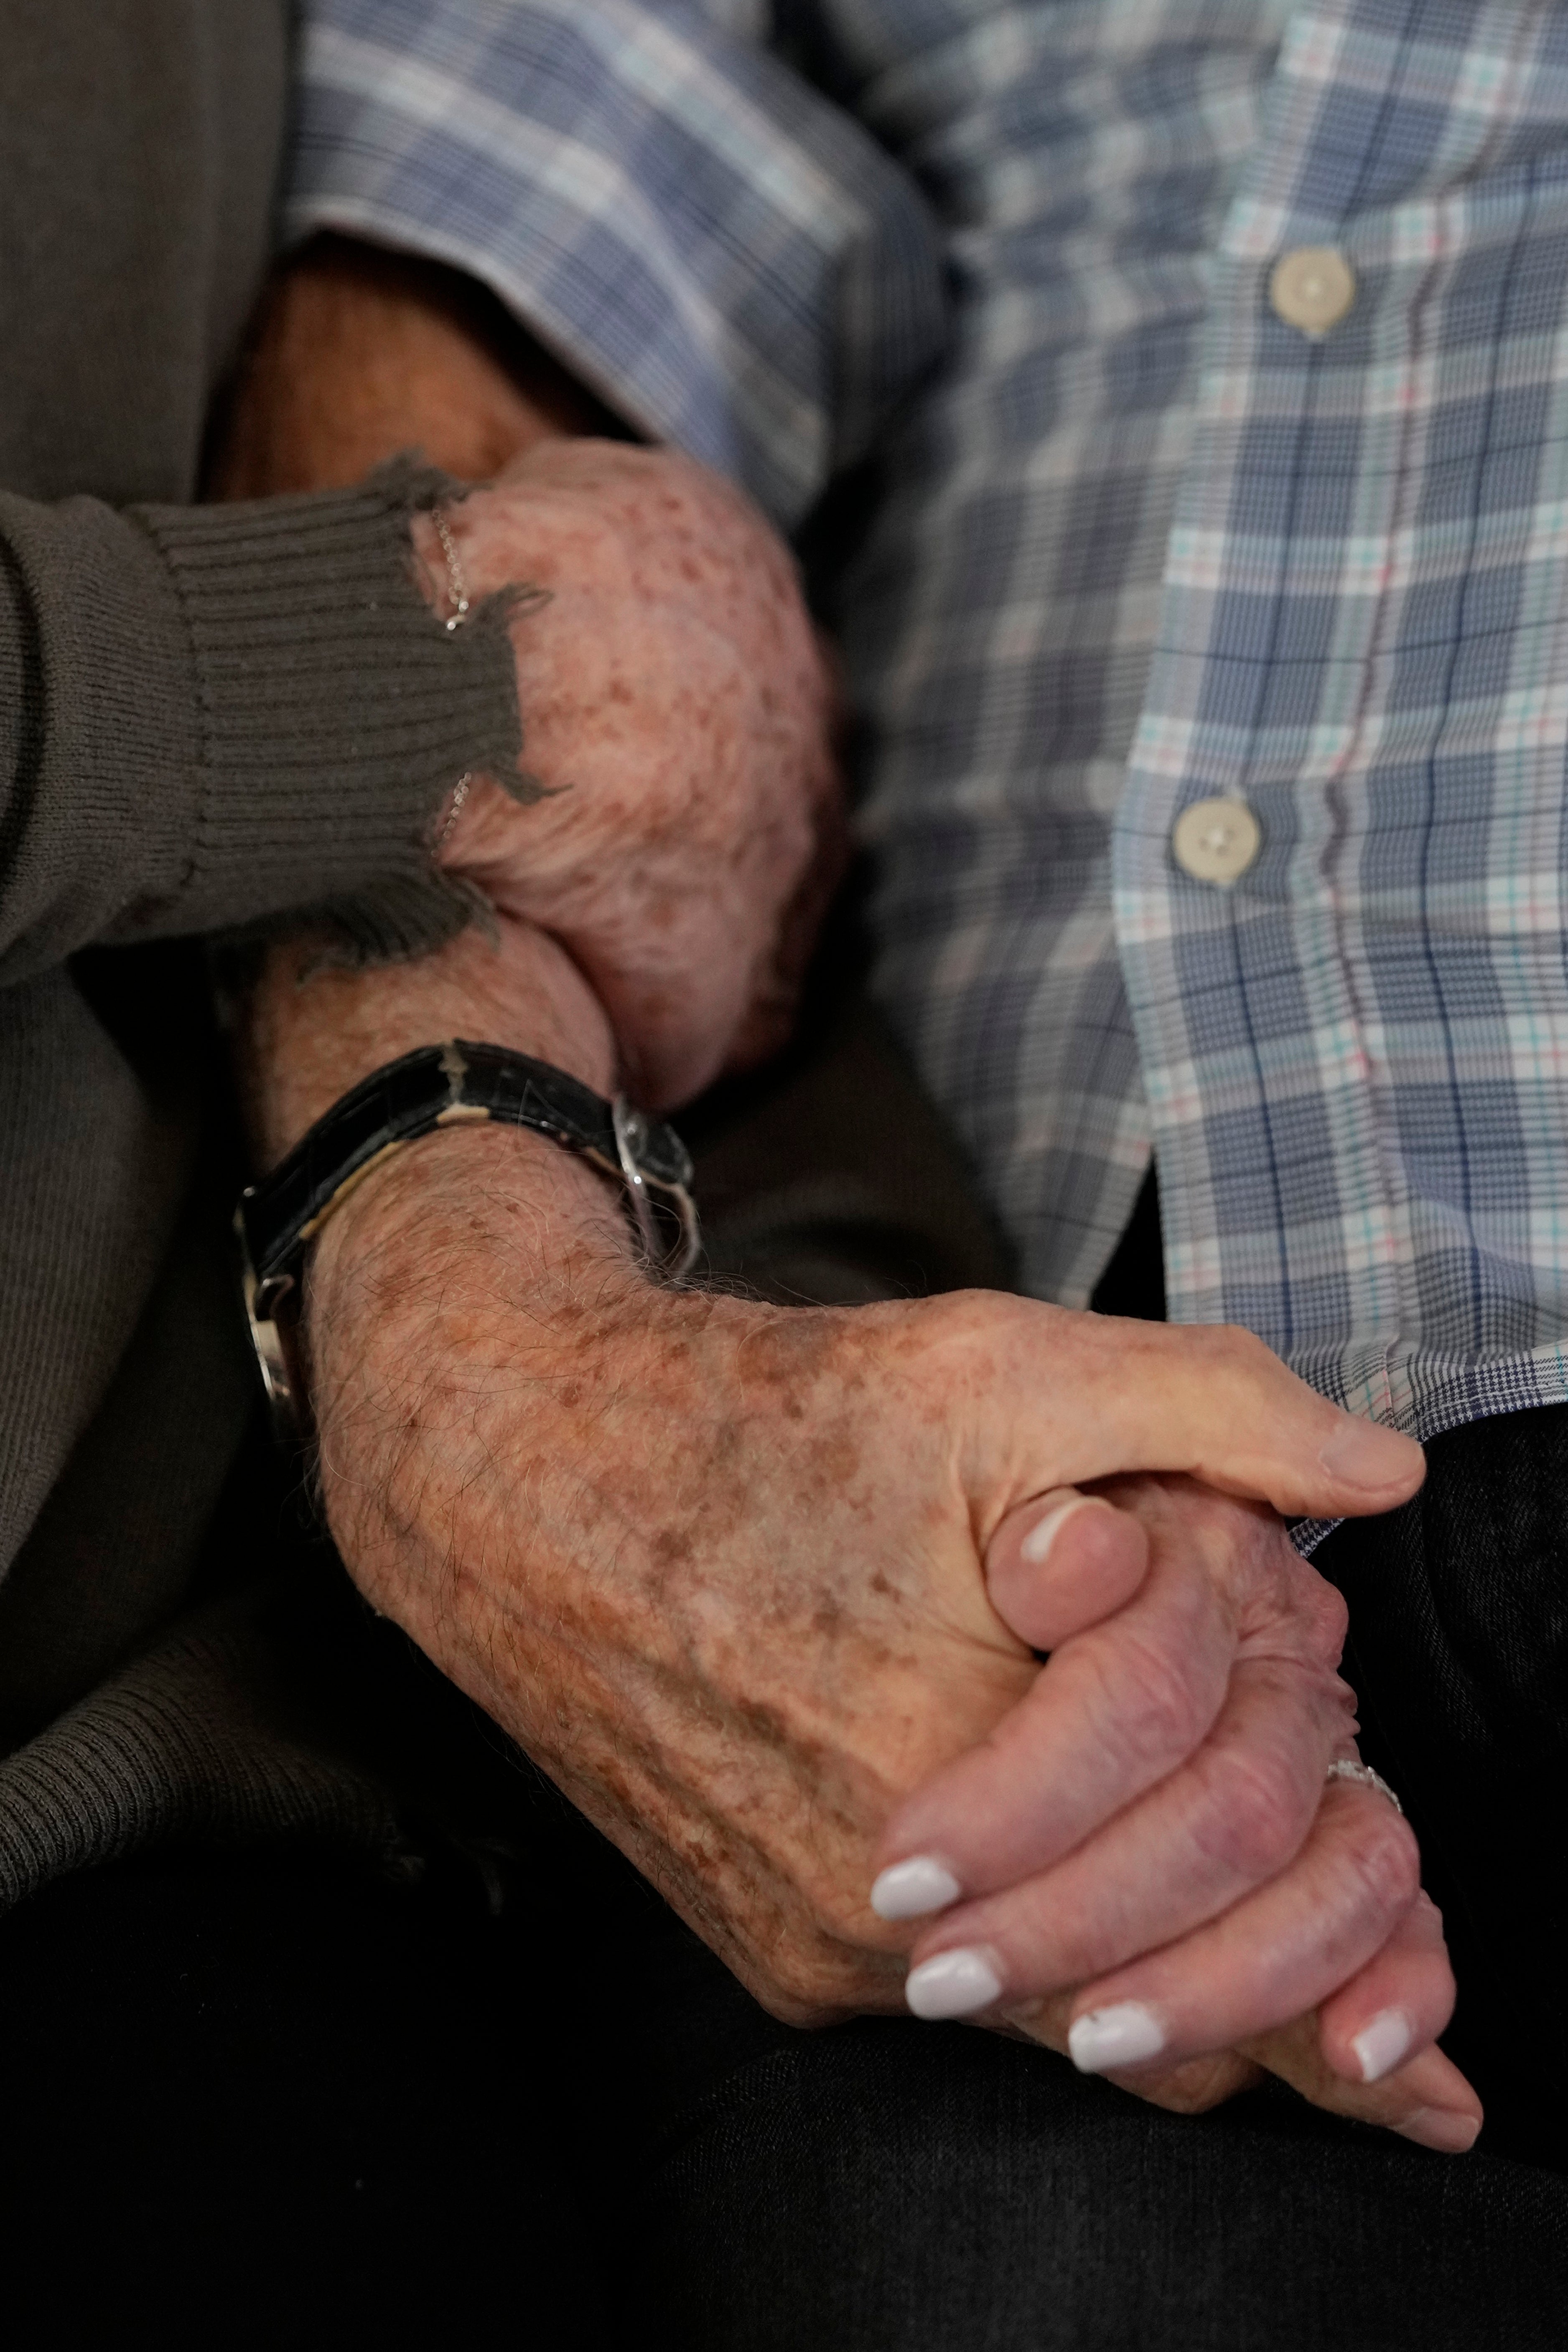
[234,1201,303,1441]
[611,1096,702,1278]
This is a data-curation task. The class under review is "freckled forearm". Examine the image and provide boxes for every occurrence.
[237,911,619,1168]
[214,227,631,1219]
[237,910,638,1467]
[298,1102,651,1686]
[213,237,682,1655]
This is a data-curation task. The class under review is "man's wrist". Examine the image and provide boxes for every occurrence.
[239,908,635,1380]
[300,1052,649,1436]
[241,912,618,1169]
[309,1114,636,1344]
[300,1107,656,1599]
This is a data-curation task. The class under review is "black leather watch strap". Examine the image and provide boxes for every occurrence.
[234,1040,699,1437]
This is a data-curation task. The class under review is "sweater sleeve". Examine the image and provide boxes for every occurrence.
[0,462,521,986]
[283,0,949,534]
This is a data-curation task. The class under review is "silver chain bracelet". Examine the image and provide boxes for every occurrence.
[430,505,474,847]
[435,771,473,850]
[430,505,471,631]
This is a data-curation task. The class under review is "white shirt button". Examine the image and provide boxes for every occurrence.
[1171,798,1262,885]
[1269,246,1357,338]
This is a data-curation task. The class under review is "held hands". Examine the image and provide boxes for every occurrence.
[226,243,1477,2153]
[414,440,845,1107]
[298,1016,1476,2153]
[876,1476,1481,2151]
[399,446,1479,2144]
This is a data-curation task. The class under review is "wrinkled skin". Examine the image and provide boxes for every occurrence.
[221,240,845,1114]
[892,1476,1473,2143]
[274,925,1474,2152]
[416,440,845,1107]
[225,241,1481,2158]
[303,1128,1403,2030]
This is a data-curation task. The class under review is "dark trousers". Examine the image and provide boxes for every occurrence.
[2,1398,1565,2349]
[1093,1173,1568,2159]
[4,1040,1565,2351]
[1320,1404,1568,2167]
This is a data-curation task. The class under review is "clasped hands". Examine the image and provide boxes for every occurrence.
[238,411,1481,2158]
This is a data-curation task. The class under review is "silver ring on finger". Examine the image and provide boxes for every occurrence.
[1324,1757,1403,1817]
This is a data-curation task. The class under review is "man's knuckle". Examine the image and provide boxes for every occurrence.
[1109,1642,1206,1768]
[1222,1322,1273,1366]
[1304,1574,1350,1661]
[1205,1748,1308,1879]
[1345,1810,1421,1919]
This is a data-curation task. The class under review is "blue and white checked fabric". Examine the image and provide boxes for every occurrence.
[291,0,1568,1444]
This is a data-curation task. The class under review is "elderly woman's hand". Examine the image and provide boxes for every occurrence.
[417,439,844,1110]
[873,1471,1482,2151]
[216,242,846,1116]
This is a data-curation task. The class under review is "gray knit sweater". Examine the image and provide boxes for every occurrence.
[0,0,522,1903]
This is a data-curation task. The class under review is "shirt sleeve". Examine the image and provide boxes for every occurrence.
[282,0,948,532]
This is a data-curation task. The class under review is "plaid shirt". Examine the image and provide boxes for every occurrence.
[291,0,1568,1446]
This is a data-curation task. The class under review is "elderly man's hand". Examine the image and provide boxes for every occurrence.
[225,239,1473,2156]
[285,920,1425,2033]
[415,440,843,1108]
[247,915,1471,2154]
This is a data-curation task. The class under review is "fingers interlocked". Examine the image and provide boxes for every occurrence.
[872,1477,1445,2105]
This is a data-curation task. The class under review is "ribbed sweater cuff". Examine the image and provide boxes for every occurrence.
[128,459,522,959]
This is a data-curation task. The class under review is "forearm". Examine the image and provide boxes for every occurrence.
[221,234,634,1248]
[240,909,616,1163]
[213,234,625,497]
[239,905,694,1816]
[286,0,949,529]
[239,909,642,1543]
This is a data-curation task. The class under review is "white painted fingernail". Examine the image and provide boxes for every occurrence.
[1351,2006,1414,2083]
[1020,1499,1096,1564]
[1068,2002,1166,2074]
[904,1947,1004,2021]
[871,1856,963,1921]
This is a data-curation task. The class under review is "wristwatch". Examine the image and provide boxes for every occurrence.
[235,1039,700,1437]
